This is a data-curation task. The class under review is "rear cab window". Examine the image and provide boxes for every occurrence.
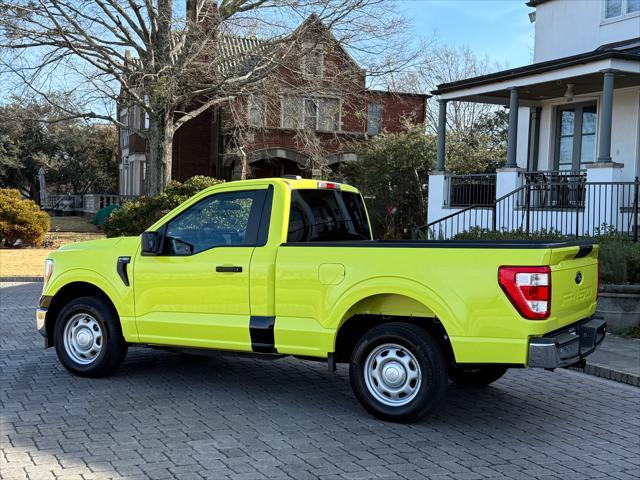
[287,188,371,242]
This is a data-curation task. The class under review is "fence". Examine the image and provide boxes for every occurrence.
[419,177,639,241]
[44,194,136,214]
[446,173,496,207]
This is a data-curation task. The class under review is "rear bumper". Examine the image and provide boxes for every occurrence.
[527,317,606,369]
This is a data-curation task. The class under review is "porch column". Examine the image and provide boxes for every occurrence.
[506,87,519,168]
[435,99,448,171]
[597,70,615,163]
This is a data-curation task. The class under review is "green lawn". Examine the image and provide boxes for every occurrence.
[49,215,99,233]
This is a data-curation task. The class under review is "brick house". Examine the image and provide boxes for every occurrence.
[118,15,428,195]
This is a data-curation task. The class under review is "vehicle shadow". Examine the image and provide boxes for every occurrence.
[3,281,637,479]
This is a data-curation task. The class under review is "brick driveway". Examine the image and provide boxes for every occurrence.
[1,282,639,480]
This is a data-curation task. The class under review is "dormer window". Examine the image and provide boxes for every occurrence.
[605,0,639,18]
[303,48,323,77]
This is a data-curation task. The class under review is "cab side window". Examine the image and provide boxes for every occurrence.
[287,189,371,242]
[164,190,259,255]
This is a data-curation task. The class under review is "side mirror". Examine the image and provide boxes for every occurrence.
[141,231,160,255]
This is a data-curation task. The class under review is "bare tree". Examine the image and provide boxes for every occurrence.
[382,44,505,135]
[1,0,418,193]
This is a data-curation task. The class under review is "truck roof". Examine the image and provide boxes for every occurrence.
[206,177,361,194]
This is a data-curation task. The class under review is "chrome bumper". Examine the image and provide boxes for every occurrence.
[528,317,606,369]
[36,308,47,336]
[36,295,53,348]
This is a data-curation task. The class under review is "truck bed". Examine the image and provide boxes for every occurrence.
[284,239,596,249]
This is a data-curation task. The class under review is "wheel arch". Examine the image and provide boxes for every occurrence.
[45,281,120,348]
[330,282,461,364]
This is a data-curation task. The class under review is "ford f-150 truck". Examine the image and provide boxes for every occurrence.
[37,178,605,422]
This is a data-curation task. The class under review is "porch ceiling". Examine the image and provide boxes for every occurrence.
[456,70,640,106]
[433,43,640,106]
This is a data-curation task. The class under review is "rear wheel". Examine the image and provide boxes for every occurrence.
[448,365,508,386]
[54,296,127,377]
[349,323,448,423]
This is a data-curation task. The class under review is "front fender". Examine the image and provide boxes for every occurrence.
[45,268,134,319]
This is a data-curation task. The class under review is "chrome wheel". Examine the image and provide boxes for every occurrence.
[62,313,103,365]
[364,343,422,407]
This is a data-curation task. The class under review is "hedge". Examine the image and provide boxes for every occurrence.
[0,189,50,248]
[103,176,222,237]
[453,226,640,285]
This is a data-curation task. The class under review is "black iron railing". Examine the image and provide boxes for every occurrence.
[447,173,496,207]
[419,177,639,241]
[524,169,586,185]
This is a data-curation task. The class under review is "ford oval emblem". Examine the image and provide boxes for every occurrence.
[575,271,583,284]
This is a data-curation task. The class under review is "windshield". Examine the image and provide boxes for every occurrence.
[287,189,371,242]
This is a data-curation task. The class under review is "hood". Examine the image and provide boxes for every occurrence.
[57,236,135,252]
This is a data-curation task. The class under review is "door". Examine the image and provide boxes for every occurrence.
[555,102,597,171]
[134,186,271,351]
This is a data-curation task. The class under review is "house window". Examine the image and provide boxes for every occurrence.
[248,96,266,127]
[282,96,340,131]
[304,98,318,130]
[605,0,638,17]
[555,103,597,171]
[367,103,383,135]
[605,0,623,17]
[318,98,340,132]
[282,97,303,129]
[143,95,150,129]
[132,106,141,131]
[119,108,129,148]
[303,49,323,76]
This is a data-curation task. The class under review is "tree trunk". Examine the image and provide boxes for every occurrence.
[240,146,248,180]
[146,113,175,194]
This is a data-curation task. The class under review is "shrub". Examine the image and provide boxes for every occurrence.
[452,227,566,242]
[452,226,640,285]
[0,188,50,247]
[103,176,222,237]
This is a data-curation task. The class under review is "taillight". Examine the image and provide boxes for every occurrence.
[317,181,340,190]
[498,266,551,320]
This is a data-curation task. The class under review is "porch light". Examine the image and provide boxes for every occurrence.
[564,83,575,102]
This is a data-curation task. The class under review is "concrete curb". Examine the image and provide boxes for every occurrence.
[570,363,640,387]
[0,276,44,283]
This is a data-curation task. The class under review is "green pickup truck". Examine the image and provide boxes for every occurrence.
[37,178,605,422]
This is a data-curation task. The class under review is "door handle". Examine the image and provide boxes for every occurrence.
[216,266,243,273]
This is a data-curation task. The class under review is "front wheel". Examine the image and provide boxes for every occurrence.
[448,365,508,386]
[349,323,448,423]
[54,296,128,377]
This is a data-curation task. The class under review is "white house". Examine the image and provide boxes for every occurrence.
[426,0,640,240]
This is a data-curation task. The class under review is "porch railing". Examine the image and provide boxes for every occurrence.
[44,194,136,214]
[524,169,586,185]
[419,177,639,241]
[446,173,496,207]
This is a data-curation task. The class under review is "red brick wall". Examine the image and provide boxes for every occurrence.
[367,92,427,133]
[171,109,216,181]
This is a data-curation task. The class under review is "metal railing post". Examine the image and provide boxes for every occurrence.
[575,187,580,239]
[492,203,496,232]
[525,184,531,234]
[633,177,639,242]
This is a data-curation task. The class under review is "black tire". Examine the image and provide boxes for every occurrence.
[54,296,128,377]
[448,365,508,386]
[349,323,448,423]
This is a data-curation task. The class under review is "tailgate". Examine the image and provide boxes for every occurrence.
[549,243,599,326]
